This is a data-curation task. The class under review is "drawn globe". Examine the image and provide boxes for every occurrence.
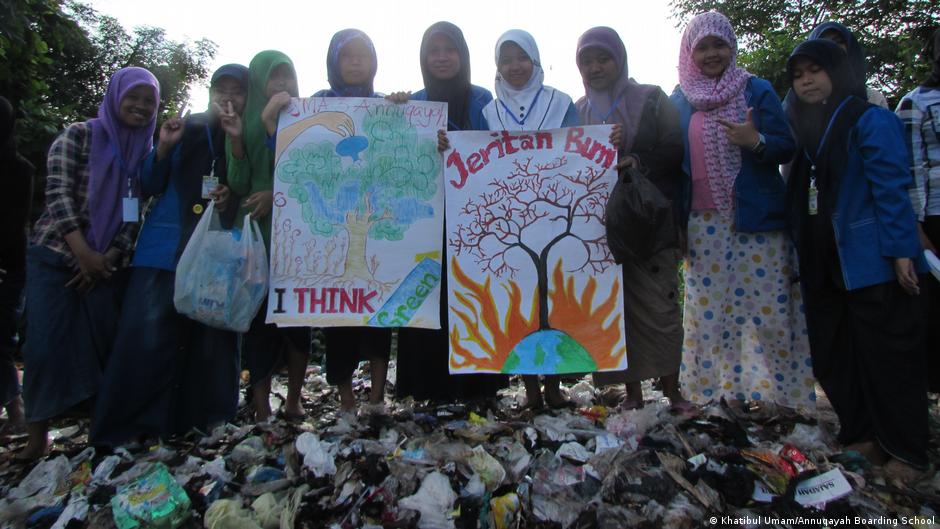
[501,329,597,374]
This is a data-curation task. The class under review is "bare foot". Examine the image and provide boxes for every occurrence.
[283,400,304,419]
[15,422,49,461]
[883,458,924,484]
[252,378,273,423]
[338,381,356,414]
[845,441,888,466]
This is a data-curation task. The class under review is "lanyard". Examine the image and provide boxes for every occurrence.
[499,88,544,127]
[586,92,624,124]
[802,97,852,169]
[110,143,135,198]
[204,123,217,174]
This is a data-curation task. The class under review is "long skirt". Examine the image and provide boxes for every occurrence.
[91,267,238,446]
[396,268,508,401]
[23,245,123,422]
[594,248,682,386]
[324,327,390,385]
[803,278,928,469]
[243,303,310,387]
[680,210,815,407]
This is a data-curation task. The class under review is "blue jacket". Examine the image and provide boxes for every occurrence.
[671,77,796,232]
[411,85,492,131]
[133,114,234,270]
[823,107,926,290]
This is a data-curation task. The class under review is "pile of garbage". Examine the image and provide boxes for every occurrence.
[2,363,940,529]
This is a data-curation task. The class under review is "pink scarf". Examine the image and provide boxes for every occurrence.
[678,11,752,220]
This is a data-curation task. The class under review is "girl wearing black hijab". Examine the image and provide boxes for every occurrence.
[808,21,888,107]
[395,22,507,402]
[897,28,940,392]
[786,39,928,482]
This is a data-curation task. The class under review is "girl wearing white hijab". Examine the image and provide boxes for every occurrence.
[482,29,578,131]
[482,29,578,409]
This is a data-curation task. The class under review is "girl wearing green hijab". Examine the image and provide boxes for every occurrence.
[229,50,311,422]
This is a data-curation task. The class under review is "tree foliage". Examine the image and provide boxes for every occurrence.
[669,0,939,106]
[0,0,216,169]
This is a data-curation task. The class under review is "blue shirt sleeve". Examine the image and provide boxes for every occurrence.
[561,102,580,127]
[140,143,179,199]
[856,108,922,259]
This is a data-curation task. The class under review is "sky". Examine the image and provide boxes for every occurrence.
[87,0,686,111]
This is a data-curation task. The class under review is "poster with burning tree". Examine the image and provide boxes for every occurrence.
[444,125,627,375]
[266,97,448,327]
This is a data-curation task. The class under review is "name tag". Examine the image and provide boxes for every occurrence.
[202,174,219,199]
[122,197,139,222]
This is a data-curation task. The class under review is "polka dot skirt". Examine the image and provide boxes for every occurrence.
[680,210,816,407]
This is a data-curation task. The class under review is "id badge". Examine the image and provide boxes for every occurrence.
[808,186,818,216]
[122,197,139,222]
[202,174,219,199]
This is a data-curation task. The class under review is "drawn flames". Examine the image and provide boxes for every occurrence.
[449,258,625,372]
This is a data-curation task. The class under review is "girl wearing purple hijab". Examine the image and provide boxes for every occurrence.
[575,27,688,410]
[21,67,159,459]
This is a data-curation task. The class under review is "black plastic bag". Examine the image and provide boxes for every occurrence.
[605,166,677,263]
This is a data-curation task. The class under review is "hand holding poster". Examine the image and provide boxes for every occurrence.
[444,125,627,375]
[267,97,447,328]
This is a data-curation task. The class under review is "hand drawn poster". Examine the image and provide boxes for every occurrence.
[445,125,627,375]
[267,97,447,327]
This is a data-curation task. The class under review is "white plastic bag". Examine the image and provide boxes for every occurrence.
[174,201,268,332]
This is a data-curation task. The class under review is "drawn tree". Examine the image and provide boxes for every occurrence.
[450,156,614,332]
[277,110,441,290]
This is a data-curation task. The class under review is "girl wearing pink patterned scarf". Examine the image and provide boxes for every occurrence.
[670,12,813,409]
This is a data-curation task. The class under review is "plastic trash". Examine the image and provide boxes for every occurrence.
[202,456,233,483]
[204,499,261,529]
[51,496,89,529]
[568,380,596,407]
[174,203,268,333]
[251,493,282,529]
[92,455,124,485]
[230,436,267,467]
[466,445,506,492]
[556,441,591,463]
[296,432,337,477]
[399,471,457,529]
[489,493,520,529]
[111,462,191,529]
[0,455,72,525]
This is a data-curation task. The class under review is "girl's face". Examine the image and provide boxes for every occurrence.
[338,39,374,86]
[118,85,157,128]
[425,33,461,81]
[498,42,534,89]
[819,29,848,52]
[578,47,619,91]
[265,63,297,99]
[692,36,733,78]
[791,57,833,104]
[211,76,247,115]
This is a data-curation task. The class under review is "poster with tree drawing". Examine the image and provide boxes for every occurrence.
[266,97,448,327]
[444,125,627,374]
